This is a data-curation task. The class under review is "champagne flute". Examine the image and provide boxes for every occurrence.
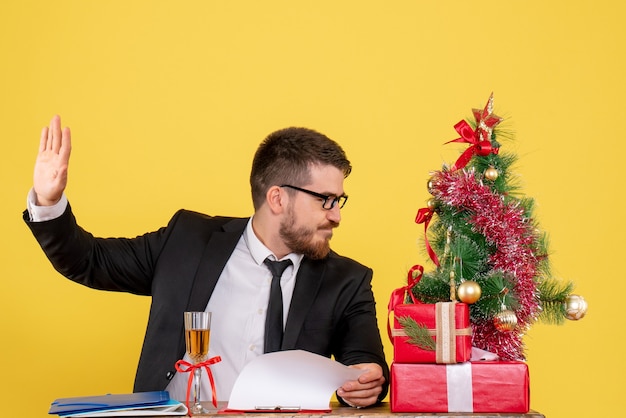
[184,311,211,414]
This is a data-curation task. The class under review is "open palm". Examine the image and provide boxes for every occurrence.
[33,115,72,206]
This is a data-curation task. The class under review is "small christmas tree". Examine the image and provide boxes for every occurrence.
[410,94,587,360]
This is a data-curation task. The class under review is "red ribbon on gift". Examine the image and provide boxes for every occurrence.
[175,356,222,413]
[387,265,423,342]
[415,207,440,267]
[445,120,498,172]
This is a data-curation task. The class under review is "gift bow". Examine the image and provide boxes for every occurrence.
[175,356,222,412]
[387,265,423,342]
[415,207,440,267]
[445,120,498,172]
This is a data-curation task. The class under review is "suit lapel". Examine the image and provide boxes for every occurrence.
[281,257,326,349]
[186,217,249,312]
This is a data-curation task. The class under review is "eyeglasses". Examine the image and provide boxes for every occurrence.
[280,184,348,210]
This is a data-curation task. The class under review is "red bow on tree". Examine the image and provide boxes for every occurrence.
[446,93,502,171]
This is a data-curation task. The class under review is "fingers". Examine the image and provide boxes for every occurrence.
[50,115,61,152]
[337,364,385,408]
[42,115,70,156]
[348,363,383,384]
[60,126,72,160]
[340,375,385,393]
[337,383,383,408]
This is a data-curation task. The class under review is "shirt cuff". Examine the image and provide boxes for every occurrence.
[27,188,68,222]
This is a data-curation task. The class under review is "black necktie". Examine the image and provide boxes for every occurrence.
[263,258,292,353]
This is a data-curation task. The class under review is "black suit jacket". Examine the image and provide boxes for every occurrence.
[24,204,389,400]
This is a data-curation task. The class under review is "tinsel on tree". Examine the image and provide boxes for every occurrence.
[409,93,587,360]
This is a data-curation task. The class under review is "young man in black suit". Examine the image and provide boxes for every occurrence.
[25,116,388,407]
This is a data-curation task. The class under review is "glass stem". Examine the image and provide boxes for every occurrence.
[193,367,203,411]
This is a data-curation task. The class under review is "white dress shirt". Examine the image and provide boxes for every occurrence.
[26,190,303,401]
[166,218,302,401]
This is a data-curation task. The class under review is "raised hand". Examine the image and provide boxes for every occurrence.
[34,115,72,206]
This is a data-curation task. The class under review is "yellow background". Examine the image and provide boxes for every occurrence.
[1,1,622,417]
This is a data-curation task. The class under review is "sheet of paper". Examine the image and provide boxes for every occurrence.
[226,350,364,411]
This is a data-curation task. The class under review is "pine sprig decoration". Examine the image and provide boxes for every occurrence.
[537,279,574,324]
[411,270,450,304]
[396,315,436,351]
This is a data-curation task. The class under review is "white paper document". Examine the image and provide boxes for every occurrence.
[226,350,363,411]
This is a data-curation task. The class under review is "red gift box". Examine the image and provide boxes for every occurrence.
[390,361,530,413]
[391,301,472,363]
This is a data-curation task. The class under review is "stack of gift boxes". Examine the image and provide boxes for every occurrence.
[389,299,530,413]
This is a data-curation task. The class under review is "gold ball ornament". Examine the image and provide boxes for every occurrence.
[427,177,436,194]
[494,309,518,332]
[457,281,482,304]
[484,166,499,181]
[564,294,588,320]
[426,198,437,210]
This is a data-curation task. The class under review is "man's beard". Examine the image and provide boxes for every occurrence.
[279,207,338,260]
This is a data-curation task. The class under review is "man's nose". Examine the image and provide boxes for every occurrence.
[326,205,341,224]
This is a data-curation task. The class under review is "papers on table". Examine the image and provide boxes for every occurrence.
[226,350,364,412]
[49,350,364,415]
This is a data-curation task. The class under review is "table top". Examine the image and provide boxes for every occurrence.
[187,402,545,418]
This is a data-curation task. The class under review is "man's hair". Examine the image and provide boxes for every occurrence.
[250,127,352,210]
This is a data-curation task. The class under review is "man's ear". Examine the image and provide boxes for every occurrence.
[266,185,286,214]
